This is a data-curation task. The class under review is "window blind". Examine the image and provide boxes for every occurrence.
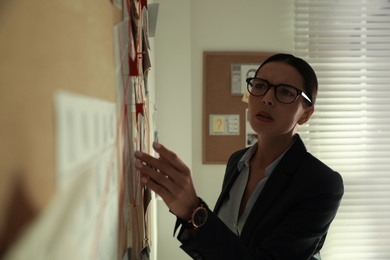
[294,1,390,259]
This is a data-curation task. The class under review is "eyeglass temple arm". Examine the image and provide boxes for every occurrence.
[301,91,312,103]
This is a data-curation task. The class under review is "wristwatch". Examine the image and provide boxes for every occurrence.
[188,199,208,229]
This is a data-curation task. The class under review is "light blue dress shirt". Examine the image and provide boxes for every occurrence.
[217,142,291,236]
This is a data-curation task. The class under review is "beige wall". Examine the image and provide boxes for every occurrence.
[154,0,294,259]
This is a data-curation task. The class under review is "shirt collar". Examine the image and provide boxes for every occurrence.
[237,144,257,171]
[237,137,297,176]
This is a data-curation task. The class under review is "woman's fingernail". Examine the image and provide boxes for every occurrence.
[134,151,142,157]
[135,161,143,168]
[141,177,148,183]
[153,142,161,149]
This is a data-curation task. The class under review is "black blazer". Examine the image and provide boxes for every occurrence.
[178,135,344,260]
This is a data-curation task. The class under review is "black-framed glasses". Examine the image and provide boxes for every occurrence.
[246,77,312,104]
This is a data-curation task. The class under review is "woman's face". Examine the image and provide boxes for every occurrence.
[248,61,314,138]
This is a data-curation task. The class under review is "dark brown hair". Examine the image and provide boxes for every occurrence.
[255,53,318,105]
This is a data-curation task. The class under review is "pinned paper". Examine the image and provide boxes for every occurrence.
[212,116,225,133]
[209,114,240,136]
[231,64,261,95]
[242,92,249,103]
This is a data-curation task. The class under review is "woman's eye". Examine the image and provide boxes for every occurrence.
[254,82,267,89]
[278,86,294,96]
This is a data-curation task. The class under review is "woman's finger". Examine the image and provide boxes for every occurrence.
[140,173,171,201]
[135,158,178,199]
[151,142,191,175]
[134,150,187,182]
[133,144,200,219]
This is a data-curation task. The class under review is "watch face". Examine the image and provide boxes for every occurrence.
[193,207,208,228]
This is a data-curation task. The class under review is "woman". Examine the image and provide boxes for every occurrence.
[134,53,344,259]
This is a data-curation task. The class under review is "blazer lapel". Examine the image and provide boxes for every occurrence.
[214,148,248,214]
[240,135,307,243]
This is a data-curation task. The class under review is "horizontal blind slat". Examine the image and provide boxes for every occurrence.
[294,0,390,259]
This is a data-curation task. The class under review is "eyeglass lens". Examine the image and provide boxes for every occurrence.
[247,78,298,104]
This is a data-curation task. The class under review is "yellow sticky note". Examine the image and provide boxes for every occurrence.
[212,116,225,133]
[242,92,249,103]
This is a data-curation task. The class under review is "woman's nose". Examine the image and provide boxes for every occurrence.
[262,88,275,106]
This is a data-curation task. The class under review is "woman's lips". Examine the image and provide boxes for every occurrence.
[256,111,273,122]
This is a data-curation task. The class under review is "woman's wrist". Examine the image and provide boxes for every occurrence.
[171,197,208,229]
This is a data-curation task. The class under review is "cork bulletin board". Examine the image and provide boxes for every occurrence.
[203,51,274,164]
[0,1,156,259]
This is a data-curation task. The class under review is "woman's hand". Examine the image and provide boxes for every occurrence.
[134,142,199,221]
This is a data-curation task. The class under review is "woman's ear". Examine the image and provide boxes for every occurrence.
[298,105,315,125]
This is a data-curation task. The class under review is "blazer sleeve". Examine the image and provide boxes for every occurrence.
[176,150,344,260]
